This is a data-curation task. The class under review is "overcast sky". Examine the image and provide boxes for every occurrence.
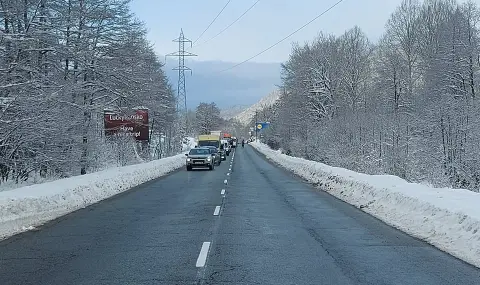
[127,0,408,63]
[128,0,480,107]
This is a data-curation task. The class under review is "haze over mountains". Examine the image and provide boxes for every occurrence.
[220,104,249,120]
[162,58,281,110]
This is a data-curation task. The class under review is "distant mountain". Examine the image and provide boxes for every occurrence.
[233,89,281,126]
[220,105,248,120]
[161,58,281,109]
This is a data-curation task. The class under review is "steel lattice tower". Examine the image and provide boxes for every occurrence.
[166,29,197,135]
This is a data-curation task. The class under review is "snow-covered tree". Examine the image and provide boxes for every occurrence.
[195,102,221,135]
[0,0,178,186]
[264,0,480,191]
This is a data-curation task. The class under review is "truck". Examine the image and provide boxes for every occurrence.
[197,134,221,148]
[198,134,227,161]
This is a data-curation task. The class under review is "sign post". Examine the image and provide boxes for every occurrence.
[255,122,270,142]
[104,108,149,141]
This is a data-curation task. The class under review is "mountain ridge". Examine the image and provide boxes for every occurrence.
[231,89,281,126]
[161,58,281,109]
[220,104,249,120]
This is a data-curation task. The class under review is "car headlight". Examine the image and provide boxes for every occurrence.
[206,157,211,161]
[186,158,191,161]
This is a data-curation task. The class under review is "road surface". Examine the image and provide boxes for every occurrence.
[0,146,479,284]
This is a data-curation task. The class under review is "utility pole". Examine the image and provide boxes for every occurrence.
[166,29,197,138]
[255,109,258,141]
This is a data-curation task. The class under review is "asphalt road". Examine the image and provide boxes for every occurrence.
[1,146,479,285]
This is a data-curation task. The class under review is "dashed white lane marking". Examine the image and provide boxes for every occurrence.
[227,173,230,176]
[224,179,228,185]
[221,189,225,195]
[229,168,231,171]
[196,242,211,267]
[213,206,221,216]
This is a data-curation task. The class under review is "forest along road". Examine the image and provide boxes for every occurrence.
[0,147,479,285]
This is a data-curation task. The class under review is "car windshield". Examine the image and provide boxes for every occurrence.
[189,148,210,155]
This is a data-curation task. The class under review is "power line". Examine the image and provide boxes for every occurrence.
[193,0,260,48]
[215,0,345,74]
[193,0,232,45]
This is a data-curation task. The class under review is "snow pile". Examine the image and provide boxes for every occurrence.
[0,153,186,239]
[251,142,480,268]
[0,175,60,193]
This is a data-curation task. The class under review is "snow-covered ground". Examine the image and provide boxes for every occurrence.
[251,141,480,268]
[0,175,61,193]
[0,153,186,240]
[182,136,197,151]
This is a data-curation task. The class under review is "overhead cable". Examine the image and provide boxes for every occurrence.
[193,0,260,48]
[193,0,233,45]
[215,0,345,73]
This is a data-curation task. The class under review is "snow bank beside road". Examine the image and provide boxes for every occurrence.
[0,154,186,239]
[251,142,480,268]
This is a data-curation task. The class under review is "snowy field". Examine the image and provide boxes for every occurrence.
[0,153,186,239]
[251,141,480,268]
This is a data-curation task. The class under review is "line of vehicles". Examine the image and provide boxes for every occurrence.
[185,131,238,171]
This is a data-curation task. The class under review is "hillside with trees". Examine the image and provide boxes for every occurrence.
[259,0,480,191]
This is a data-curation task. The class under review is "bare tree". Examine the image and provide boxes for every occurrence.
[0,0,178,187]
[263,0,480,191]
[195,102,221,135]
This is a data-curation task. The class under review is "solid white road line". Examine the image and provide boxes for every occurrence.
[221,189,225,195]
[213,206,221,216]
[196,242,211,267]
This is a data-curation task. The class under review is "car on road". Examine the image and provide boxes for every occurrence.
[223,142,231,156]
[209,144,226,161]
[204,146,222,166]
[185,147,215,171]
[218,145,227,161]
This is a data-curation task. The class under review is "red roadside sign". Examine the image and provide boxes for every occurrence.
[104,108,149,141]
